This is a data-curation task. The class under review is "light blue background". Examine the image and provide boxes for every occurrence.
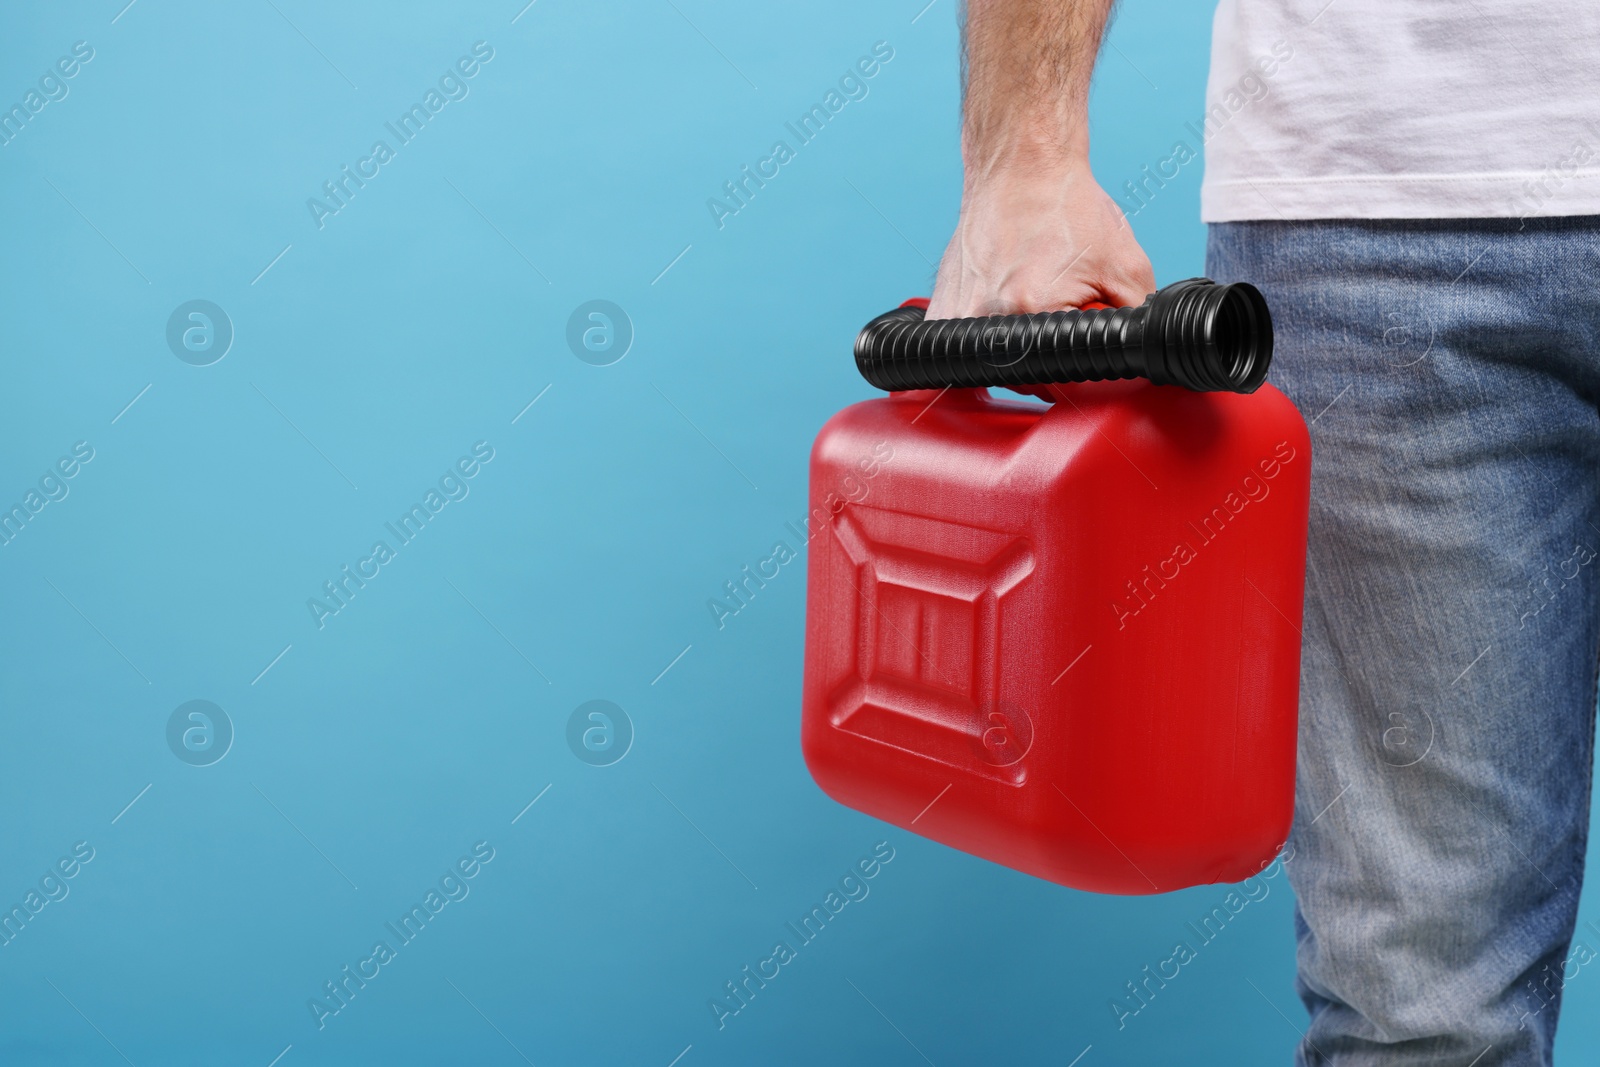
[3,2,1597,1064]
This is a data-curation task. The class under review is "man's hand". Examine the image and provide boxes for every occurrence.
[926,0,1155,319]
[927,162,1154,316]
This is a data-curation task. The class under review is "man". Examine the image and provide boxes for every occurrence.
[928,1,1600,1063]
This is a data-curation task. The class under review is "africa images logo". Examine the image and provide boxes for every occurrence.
[705,41,895,230]
[306,442,495,629]
[305,42,495,229]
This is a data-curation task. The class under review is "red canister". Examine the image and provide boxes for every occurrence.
[801,291,1309,893]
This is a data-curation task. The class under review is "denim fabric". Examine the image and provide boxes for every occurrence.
[1208,218,1600,1066]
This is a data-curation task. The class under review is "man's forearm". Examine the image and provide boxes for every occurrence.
[961,0,1117,180]
[928,0,1152,317]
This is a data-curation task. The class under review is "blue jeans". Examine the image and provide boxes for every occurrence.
[1208,218,1600,1066]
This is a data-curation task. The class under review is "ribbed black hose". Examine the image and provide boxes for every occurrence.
[853,277,1273,395]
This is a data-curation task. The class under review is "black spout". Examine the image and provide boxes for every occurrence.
[853,278,1273,395]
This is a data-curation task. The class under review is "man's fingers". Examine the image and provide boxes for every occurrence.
[1094,262,1158,309]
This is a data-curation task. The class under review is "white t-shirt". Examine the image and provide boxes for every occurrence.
[1200,0,1600,221]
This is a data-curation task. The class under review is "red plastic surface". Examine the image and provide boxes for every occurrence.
[801,378,1310,893]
